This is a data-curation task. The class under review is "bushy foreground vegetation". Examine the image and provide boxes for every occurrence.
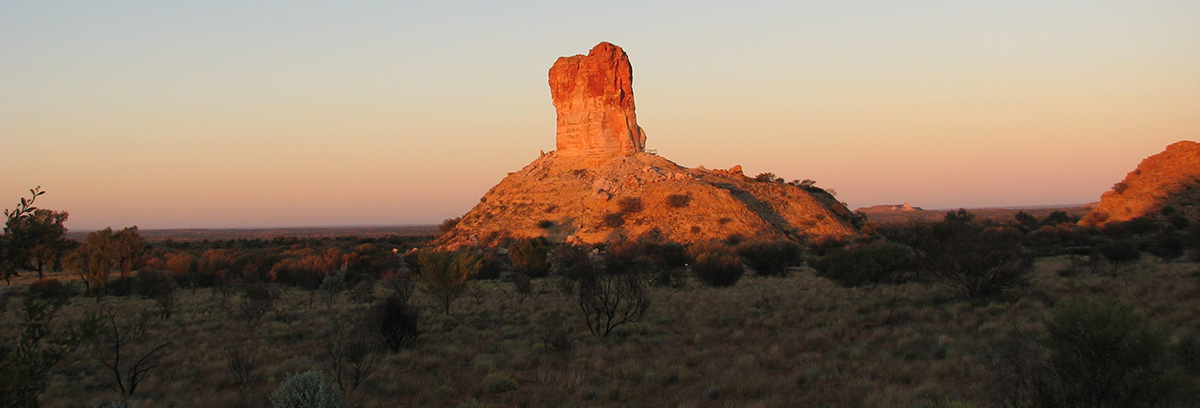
[3,189,1200,407]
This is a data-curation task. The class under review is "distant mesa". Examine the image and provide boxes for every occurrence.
[435,42,864,249]
[1081,140,1200,227]
[855,203,924,213]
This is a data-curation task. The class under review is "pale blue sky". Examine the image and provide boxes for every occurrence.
[3,1,1198,229]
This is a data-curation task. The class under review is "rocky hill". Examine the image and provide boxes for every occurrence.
[1081,140,1200,227]
[436,42,863,249]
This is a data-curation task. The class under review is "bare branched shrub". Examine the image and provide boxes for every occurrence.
[320,323,381,396]
[576,264,649,338]
[381,269,415,304]
[96,314,172,399]
[915,219,1030,298]
[225,331,260,396]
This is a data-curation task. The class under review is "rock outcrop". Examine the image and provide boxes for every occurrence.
[436,42,863,249]
[549,42,645,164]
[1081,141,1200,227]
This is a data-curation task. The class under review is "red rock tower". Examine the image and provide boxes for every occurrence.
[549,42,646,163]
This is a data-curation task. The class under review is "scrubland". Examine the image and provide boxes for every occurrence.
[6,252,1198,408]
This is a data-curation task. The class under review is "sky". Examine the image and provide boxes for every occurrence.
[3,1,1198,230]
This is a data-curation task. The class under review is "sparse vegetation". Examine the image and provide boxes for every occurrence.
[666,194,691,208]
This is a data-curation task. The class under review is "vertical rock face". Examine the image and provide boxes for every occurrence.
[549,42,646,162]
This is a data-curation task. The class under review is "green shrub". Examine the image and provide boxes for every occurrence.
[814,241,915,287]
[484,373,518,393]
[690,249,743,287]
[1037,297,1187,408]
[269,370,349,408]
[735,240,802,277]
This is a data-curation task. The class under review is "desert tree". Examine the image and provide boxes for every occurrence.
[2,186,69,283]
[415,250,482,315]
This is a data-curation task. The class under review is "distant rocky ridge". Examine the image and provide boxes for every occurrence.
[1081,140,1200,227]
[856,203,924,213]
[436,42,863,249]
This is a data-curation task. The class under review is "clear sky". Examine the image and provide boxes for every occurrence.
[3,1,1198,230]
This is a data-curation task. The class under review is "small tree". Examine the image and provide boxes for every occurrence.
[415,251,482,314]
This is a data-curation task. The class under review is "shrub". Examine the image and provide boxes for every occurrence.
[1147,231,1184,260]
[1040,297,1186,407]
[917,222,1030,298]
[106,277,134,297]
[438,217,461,234]
[617,197,644,214]
[602,212,625,228]
[270,370,349,408]
[666,194,691,208]
[484,373,518,393]
[508,238,549,278]
[690,248,743,287]
[28,278,68,300]
[735,240,803,277]
[814,241,915,287]
[368,293,420,352]
[133,269,175,299]
[537,219,555,229]
[576,265,650,338]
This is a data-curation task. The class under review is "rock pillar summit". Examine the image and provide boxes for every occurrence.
[549,42,646,163]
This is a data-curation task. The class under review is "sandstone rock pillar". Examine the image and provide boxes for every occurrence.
[549,42,646,162]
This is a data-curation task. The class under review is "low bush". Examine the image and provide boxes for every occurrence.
[666,194,691,208]
[814,241,915,287]
[1040,297,1190,407]
[28,278,68,300]
[602,213,625,228]
[735,240,803,277]
[916,221,1030,298]
[690,248,743,287]
[617,197,644,214]
[269,370,349,408]
[368,293,420,352]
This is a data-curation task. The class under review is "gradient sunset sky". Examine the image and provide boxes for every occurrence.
[3,1,1198,230]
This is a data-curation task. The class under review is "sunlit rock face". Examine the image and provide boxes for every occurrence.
[434,42,865,250]
[1081,140,1200,227]
[549,42,646,163]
